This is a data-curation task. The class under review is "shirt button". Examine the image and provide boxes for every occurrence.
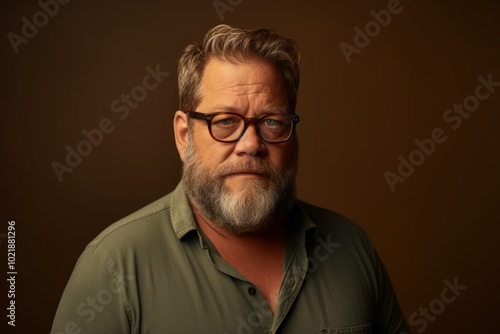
[247,287,256,295]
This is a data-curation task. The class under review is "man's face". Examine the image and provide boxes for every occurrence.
[177,57,298,233]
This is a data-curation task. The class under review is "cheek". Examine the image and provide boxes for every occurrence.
[193,130,234,165]
[268,144,296,171]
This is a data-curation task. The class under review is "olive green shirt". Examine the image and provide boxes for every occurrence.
[51,182,408,334]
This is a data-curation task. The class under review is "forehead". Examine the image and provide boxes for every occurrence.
[199,57,288,112]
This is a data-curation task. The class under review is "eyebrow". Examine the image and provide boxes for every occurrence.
[210,104,288,114]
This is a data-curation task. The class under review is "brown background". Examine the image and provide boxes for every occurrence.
[1,0,499,333]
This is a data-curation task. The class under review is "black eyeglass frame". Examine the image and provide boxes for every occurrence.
[183,110,300,144]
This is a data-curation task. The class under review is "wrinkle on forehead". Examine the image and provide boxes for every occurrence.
[199,58,289,114]
[211,104,288,114]
[213,81,283,94]
[204,58,284,89]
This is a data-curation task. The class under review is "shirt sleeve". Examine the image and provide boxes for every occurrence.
[51,245,132,334]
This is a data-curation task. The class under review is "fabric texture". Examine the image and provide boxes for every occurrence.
[51,182,408,334]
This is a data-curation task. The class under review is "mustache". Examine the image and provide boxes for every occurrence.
[213,159,279,179]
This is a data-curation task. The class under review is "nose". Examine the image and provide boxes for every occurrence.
[234,124,266,157]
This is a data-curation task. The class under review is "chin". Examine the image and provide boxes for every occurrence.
[226,178,269,195]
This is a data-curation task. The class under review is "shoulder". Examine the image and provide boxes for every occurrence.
[295,200,374,255]
[296,200,382,279]
[86,192,175,254]
[297,200,368,237]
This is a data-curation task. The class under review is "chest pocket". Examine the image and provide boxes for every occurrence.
[320,324,371,333]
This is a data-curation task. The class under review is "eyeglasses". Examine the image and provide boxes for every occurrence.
[184,110,300,143]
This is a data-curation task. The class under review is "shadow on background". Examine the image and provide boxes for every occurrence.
[1,0,499,332]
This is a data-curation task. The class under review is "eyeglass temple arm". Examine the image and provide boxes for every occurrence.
[184,110,210,121]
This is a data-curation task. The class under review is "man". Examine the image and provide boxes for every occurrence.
[52,24,408,333]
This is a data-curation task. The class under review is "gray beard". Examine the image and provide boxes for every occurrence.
[182,133,298,234]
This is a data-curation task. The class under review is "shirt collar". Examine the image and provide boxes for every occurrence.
[170,181,199,239]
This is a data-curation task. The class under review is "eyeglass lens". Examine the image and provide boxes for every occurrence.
[210,114,293,143]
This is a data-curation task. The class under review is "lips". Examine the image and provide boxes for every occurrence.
[217,160,272,179]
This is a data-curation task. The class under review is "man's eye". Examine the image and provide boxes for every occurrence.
[214,118,236,126]
[262,118,285,127]
[264,119,278,126]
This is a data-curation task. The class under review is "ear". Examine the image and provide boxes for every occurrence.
[173,110,189,162]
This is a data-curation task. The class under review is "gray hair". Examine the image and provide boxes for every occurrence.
[178,24,300,113]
